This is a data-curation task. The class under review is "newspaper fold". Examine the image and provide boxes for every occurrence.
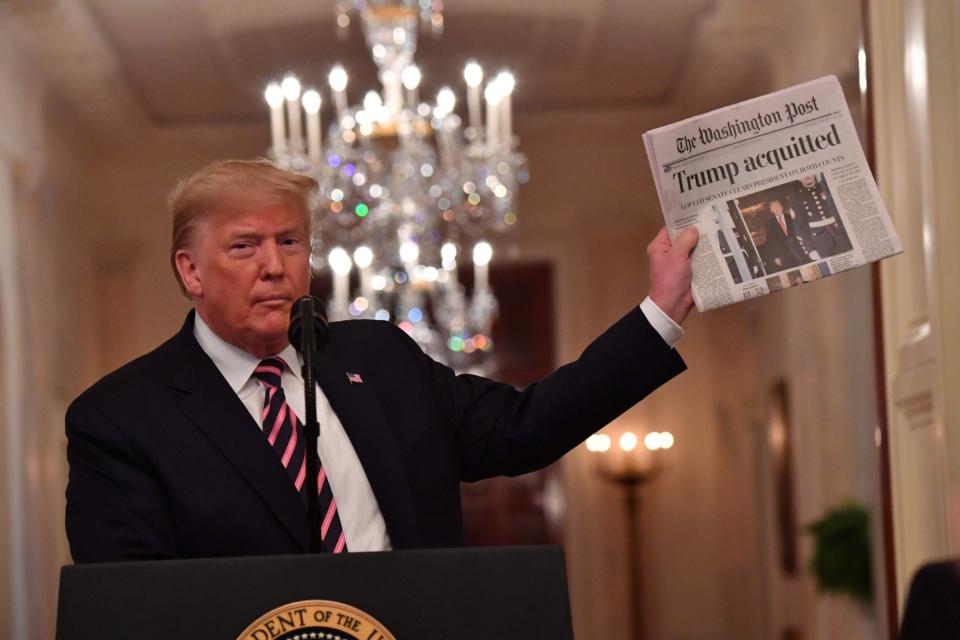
[643,76,902,312]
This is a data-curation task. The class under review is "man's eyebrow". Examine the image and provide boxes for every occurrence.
[223,228,262,239]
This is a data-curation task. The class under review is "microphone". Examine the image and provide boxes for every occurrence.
[288,296,329,354]
[287,296,328,553]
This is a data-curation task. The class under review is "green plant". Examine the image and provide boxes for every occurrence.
[806,502,873,606]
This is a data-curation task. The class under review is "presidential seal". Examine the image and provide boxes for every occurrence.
[237,600,396,640]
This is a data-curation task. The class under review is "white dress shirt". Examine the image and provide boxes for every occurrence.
[191,298,680,552]
[193,313,392,552]
[639,295,683,347]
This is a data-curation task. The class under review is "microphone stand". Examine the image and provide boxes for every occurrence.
[298,300,323,553]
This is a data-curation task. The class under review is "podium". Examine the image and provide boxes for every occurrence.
[56,545,574,639]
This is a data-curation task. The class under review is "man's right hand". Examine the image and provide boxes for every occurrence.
[647,226,699,326]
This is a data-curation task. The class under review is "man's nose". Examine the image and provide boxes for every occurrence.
[260,241,285,277]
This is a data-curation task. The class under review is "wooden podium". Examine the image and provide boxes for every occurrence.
[56,545,574,639]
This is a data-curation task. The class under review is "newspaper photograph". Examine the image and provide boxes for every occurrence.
[643,76,902,312]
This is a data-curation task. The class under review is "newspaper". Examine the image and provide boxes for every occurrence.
[643,76,902,312]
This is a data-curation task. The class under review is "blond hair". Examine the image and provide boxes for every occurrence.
[168,158,317,295]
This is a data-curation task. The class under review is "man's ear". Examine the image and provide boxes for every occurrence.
[174,249,203,298]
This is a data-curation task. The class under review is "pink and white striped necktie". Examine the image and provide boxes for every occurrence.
[252,357,347,553]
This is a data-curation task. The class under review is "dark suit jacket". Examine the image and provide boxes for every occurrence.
[899,560,960,639]
[760,211,807,271]
[66,307,685,563]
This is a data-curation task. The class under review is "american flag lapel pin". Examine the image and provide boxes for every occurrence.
[345,371,363,384]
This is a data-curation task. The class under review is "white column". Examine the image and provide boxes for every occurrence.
[872,0,960,610]
[464,61,484,133]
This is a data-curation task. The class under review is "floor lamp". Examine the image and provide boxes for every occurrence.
[585,430,675,640]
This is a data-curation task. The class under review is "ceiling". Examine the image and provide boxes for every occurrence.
[81,0,713,126]
[5,0,862,135]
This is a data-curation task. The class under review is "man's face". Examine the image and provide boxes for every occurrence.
[770,200,783,215]
[177,200,310,357]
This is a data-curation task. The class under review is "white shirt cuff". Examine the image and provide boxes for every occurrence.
[639,296,684,348]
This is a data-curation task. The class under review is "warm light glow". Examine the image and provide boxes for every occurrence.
[371,274,388,291]
[281,75,301,101]
[619,432,638,452]
[301,89,322,114]
[644,432,663,451]
[496,71,516,96]
[402,65,422,91]
[441,242,457,262]
[659,431,674,449]
[328,247,352,275]
[437,87,456,115]
[464,61,483,88]
[353,246,373,269]
[472,241,492,266]
[585,433,611,453]
[399,240,420,264]
[328,65,348,92]
[364,90,383,113]
[264,83,284,109]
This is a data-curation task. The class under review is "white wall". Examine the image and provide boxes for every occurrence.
[0,20,100,639]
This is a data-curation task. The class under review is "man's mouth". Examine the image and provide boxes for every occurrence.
[256,296,291,307]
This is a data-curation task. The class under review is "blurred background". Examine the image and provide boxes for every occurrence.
[1,0,957,638]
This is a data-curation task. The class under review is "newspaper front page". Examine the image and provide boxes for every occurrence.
[643,76,902,312]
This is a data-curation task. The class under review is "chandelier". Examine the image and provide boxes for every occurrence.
[263,0,528,371]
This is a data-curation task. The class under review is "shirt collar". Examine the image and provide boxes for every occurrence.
[193,312,303,392]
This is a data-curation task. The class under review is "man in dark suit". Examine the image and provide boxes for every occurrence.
[899,559,960,638]
[65,159,698,563]
[758,199,809,272]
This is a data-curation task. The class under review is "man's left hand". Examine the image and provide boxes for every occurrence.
[647,226,699,325]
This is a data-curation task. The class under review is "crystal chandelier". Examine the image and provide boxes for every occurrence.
[263,0,528,371]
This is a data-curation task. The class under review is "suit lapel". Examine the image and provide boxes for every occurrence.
[167,314,309,550]
[314,335,422,549]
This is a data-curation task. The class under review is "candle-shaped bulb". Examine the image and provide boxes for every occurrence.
[281,75,301,101]
[585,433,612,453]
[264,83,284,108]
[441,242,458,263]
[401,65,422,91]
[353,246,373,269]
[619,432,639,452]
[484,82,502,106]
[643,432,663,451]
[496,71,515,96]
[399,240,420,264]
[328,65,348,93]
[364,90,383,113]
[328,247,352,275]
[301,89,322,114]
[464,61,483,88]
[473,241,492,266]
[437,87,456,115]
